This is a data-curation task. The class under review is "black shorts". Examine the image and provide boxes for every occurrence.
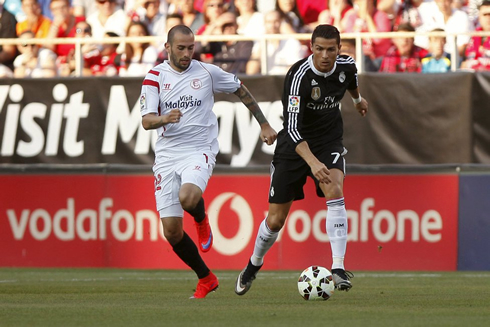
[268,144,346,204]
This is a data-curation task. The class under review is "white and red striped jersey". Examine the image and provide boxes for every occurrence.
[140,59,241,156]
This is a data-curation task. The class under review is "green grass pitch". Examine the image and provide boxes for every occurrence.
[1,268,489,327]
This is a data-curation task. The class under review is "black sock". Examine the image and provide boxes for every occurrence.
[172,232,210,279]
[186,197,206,223]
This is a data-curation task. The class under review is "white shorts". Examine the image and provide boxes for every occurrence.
[153,149,216,218]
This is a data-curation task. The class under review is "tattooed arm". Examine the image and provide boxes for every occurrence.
[234,84,278,145]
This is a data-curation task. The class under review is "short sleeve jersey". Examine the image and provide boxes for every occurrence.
[140,59,241,156]
[275,54,358,158]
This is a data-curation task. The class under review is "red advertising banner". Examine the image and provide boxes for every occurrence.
[0,173,458,271]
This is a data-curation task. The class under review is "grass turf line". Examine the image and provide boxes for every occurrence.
[1,269,489,327]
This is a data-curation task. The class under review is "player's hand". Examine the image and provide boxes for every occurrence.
[165,109,183,124]
[260,123,278,146]
[355,98,368,117]
[311,161,331,184]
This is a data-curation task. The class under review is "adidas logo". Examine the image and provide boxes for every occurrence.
[311,79,318,86]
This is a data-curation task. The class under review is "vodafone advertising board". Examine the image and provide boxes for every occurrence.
[0,174,458,271]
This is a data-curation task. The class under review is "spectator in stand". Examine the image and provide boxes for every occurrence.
[392,0,424,31]
[3,0,24,22]
[467,0,483,26]
[73,0,99,18]
[414,0,473,60]
[256,0,274,13]
[339,37,380,71]
[379,22,428,72]
[37,0,54,20]
[0,0,17,76]
[87,0,127,39]
[461,0,490,71]
[58,20,97,76]
[314,0,356,33]
[421,28,451,72]
[349,0,393,71]
[275,0,311,33]
[45,0,86,64]
[140,0,167,37]
[155,12,185,64]
[340,37,356,57]
[295,0,327,24]
[452,0,467,10]
[128,0,167,51]
[83,31,122,75]
[17,0,51,38]
[173,0,204,32]
[246,10,306,75]
[196,0,227,35]
[14,30,58,77]
[164,11,185,39]
[200,11,253,74]
[234,0,265,36]
[119,21,158,76]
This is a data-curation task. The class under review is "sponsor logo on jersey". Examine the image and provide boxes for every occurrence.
[139,93,146,111]
[339,71,346,83]
[311,87,321,100]
[311,79,318,86]
[287,96,300,113]
[191,79,202,89]
[163,83,171,90]
[164,95,202,110]
[307,96,339,110]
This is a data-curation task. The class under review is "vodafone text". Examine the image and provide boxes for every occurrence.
[6,196,442,252]
[0,84,283,166]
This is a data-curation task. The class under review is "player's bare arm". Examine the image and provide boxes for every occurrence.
[348,88,368,117]
[234,84,278,145]
[295,141,332,184]
[141,110,183,130]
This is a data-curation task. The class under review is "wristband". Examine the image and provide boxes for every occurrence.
[352,94,362,104]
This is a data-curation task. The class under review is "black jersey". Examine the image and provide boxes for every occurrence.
[274,54,358,158]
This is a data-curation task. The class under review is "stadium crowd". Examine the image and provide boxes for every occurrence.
[0,0,489,77]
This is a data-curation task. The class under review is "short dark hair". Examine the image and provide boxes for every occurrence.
[167,25,194,44]
[396,23,415,32]
[167,13,184,22]
[104,32,120,48]
[311,24,340,46]
[479,0,490,9]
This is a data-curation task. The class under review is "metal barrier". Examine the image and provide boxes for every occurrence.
[1,30,490,75]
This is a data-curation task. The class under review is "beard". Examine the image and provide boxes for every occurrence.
[170,52,190,71]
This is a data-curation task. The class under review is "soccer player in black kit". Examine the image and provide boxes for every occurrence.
[235,24,368,296]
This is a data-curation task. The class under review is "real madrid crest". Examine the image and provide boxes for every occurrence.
[339,71,346,83]
[311,87,321,100]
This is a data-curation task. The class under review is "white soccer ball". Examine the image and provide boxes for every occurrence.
[297,266,335,301]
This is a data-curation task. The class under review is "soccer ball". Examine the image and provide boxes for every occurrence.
[297,266,335,301]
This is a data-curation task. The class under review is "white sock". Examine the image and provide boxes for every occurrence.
[326,198,348,270]
[250,218,279,267]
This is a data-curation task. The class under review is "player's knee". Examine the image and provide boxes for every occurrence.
[324,182,343,200]
[179,185,202,211]
[266,214,287,231]
[179,191,200,211]
[163,228,183,246]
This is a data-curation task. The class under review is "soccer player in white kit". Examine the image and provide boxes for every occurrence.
[140,25,277,299]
